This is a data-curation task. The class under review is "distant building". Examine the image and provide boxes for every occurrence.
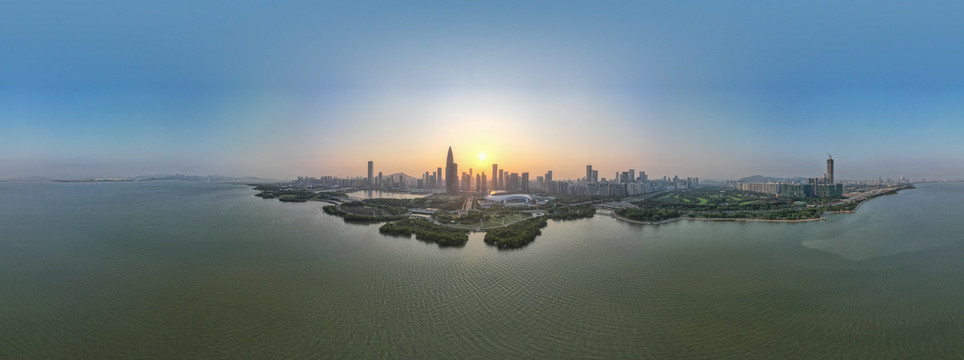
[367,161,373,186]
[740,155,842,198]
[522,172,529,193]
[826,154,834,184]
[481,173,488,195]
[492,164,499,189]
[445,147,459,194]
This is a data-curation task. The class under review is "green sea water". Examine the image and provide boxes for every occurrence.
[1,181,962,359]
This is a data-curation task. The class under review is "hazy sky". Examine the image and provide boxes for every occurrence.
[3,1,963,180]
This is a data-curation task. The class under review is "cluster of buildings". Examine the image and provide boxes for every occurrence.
[294,148,884,202]
[732,155,844,198]
[295,146,701,198]
[295,148,863,202]
[368,147,695,198]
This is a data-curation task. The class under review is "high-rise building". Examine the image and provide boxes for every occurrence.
[522,172,529,193]
[445,146,459,194]
[492,164,498,189]
[437,167,443,188]
[586,165,593,183]
[367,161,373,186]
[378,172,383,188]
[498,169,504,189]
[628,169,635,183]
[481,173,488,195]
[461,172,471,192]
[508,173,520,192]
[475,174,481,193]
[826,154,834,184]
[592,170,598,183]
[545,170,552,183]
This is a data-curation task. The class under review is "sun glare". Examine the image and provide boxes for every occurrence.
[478,152,487,161]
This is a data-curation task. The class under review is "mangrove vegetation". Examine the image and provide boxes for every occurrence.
[378,218,469,247]
[483,216,548,249]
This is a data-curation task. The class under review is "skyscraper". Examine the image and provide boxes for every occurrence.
[445,147,459,194]
[586,165,593,183]
[826,154,834,184]
[437,167,443,188]
[481,173,488,195]
[521,172,529,193]
[491,164,498,189]
[498,169,504,189]
[367,161,373,186]
[545,170,552,183]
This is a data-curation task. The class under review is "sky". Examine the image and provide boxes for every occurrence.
[2,1,963,181]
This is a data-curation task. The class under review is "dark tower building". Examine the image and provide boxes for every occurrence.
[481,173,488,195]
[826,154,834,184]
[491,164,498,189]
[367,161,373,186]
[445,147,459,194]
[586,165,593,183]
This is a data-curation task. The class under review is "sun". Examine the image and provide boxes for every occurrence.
[477,152,487,161]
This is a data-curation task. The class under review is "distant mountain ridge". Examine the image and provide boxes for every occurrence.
[0,175,52,182]
[3,174,282,183]
[132,174,281,183]
[737,175,809,183]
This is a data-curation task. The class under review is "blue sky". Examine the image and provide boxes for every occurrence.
[2,1,963,180]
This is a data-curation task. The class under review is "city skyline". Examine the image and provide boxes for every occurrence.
[339,149,915,184]
[3,2,964,180]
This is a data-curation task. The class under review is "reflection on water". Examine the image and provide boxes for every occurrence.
[0,181,962,358]
[801,183,963,260]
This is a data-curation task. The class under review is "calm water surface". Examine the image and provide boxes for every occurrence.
[1,181,962,359]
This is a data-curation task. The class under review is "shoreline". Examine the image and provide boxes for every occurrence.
[611,214,826,225]
[611,184,916,226]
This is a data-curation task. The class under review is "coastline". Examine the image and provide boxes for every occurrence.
[611,184,916,226]
[610,214,826,225]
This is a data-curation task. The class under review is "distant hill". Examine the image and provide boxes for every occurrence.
[133,174,282,183]
[1,175,52,182]
[386,172,419,182]
[737,175,809,183]
[41,174,283,183]
[697,179,727,186]
[738,175,785,183]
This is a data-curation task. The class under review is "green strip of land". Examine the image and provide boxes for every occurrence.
[378,218,469,247]
[483,217,549,249]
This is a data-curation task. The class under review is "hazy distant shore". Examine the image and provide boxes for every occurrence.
[611,185,916,225]
[611,214,826,225]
